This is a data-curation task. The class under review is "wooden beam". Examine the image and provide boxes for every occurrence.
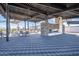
[39,3,66,10]
[9,9,31,18]
[10,12,43,22]
[8,5,40,18]
[0,4,5,13]
[10,12,31,20]
[48,4,79,16]
[0,4,6,17]
[5,3,79,20]
[8,3,48,15]
[8,4,46,20]
[70,11,79,14]
[71,10,79,15]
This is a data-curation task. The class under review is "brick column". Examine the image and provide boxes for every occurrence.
[41,20,49,36]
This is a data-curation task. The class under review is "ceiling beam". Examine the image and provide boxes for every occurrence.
[64,11,79,16]
[2,3,79,20]
[48,4,79,16]
[9,8,32,18]
[8,5,40,18]
[10,11,31,19]
[8,3,48,15]
[10,9,45,20]
[66,4,79,11]
[10,11,44,21]
[24,3,52,15]
[71,10,79,14]
[39,3,67,10]
[0,4,6,16]
[8,4,46,20]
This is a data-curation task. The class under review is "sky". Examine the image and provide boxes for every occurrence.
[0,15,6,28]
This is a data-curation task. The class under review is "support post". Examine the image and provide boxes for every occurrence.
[6,3,10,41]
[35,22,37,32]
[27,20,29,33]
[24,20,26,31]
[24,20,26,36]
[17,23,20,36]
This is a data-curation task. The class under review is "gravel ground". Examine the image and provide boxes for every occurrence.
[0,34,79,56]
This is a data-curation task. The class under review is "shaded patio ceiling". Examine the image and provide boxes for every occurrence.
[0,3,79,22]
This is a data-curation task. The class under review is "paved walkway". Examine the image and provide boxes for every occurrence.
[0,34,79,56]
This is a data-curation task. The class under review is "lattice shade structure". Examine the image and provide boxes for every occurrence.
[0,3,79,22]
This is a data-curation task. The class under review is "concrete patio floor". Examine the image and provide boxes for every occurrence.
[0,34,79,56]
